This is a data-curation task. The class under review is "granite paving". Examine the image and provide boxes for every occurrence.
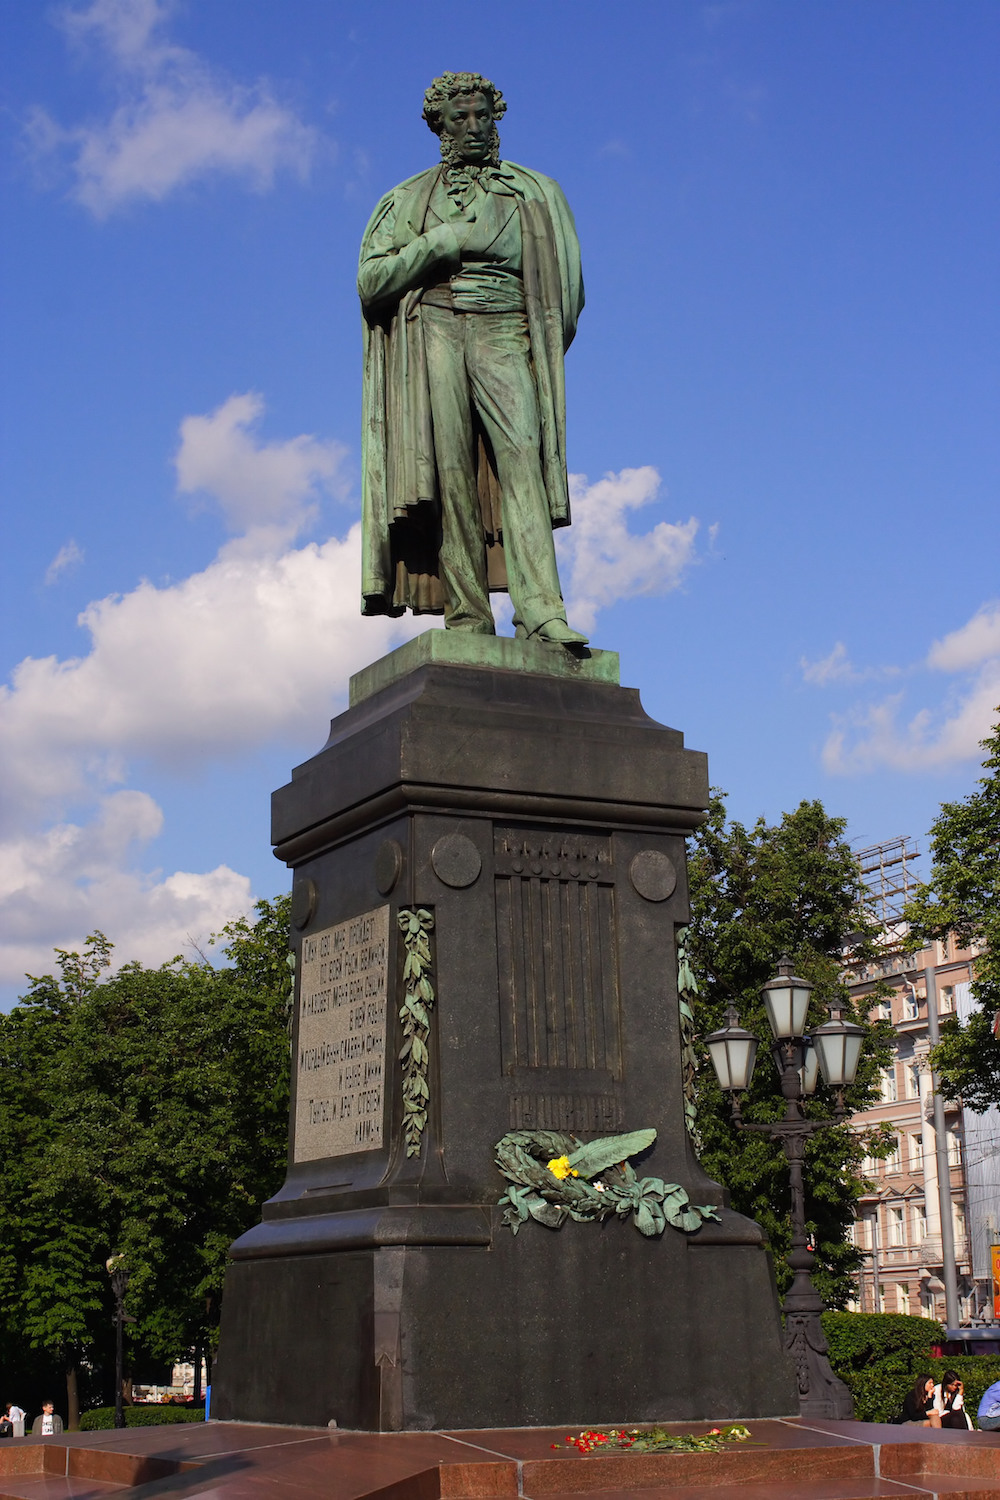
[3,1419,1000,1500]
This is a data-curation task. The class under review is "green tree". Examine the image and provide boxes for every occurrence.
[687,794,895,1306]
[904,712,1000,1109]
[0,897,292,1425]
[0,934,114,1426]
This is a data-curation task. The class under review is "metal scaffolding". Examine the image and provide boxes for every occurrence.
[856,836,921,949]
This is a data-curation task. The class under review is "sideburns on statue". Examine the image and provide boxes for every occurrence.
[358,71,588,647]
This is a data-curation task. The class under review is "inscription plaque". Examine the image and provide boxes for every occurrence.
[293,905,390,1162]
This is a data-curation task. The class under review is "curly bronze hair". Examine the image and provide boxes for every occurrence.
[422,72,507,135]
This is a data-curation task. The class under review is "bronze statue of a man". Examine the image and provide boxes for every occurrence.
[358,72,587,645]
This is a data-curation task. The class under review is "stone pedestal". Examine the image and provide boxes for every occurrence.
[213,635,797,1429]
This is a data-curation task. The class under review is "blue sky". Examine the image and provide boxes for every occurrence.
[1,0,998,1000]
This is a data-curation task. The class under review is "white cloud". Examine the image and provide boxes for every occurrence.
[0,394,416,990]
[0,519,412,988]
[175,392,348,544]
[0,524,415,830]
[800,641,900,687]
[801,642,854,686]
[62,0,179,66]
[558,467,699,633]
[820,604,1000,774]
[28,0,317,217]
[0,788,251,991]
[927,602,1000,674]
[2,409,700,987]
[45,539,85,585]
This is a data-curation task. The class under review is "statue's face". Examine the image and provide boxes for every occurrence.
[439,91,493,163]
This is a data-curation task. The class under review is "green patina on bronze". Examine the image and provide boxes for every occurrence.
[494,1128,720,1237]
[676,926,701,1148]
[358,72,588,648]
[397,908,435,1157]
[349,631,619,706]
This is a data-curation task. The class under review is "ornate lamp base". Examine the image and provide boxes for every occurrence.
[785,1308,854,1419]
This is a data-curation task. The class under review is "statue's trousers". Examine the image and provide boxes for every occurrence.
[422,304,566,634]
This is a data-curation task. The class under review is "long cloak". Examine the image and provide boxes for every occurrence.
[358,161,584,616]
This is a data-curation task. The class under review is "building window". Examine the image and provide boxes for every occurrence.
[905,1063,921,1100]
[940,985,955,1013]
[882,1067,898,1103]
[889,1207,905,1246]
[954,1203,966,1242]
[903,991,919,1021]
[886,1137,902,1174]
[912,1203,927,1242]
[947,1130,962,1168]
[896,1283,910,1313]
[909,1134,923,1168]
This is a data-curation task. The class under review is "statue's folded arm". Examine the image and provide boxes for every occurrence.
[359,218,463,313]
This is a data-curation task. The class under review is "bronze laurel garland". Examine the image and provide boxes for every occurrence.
[397,908,435,1158]
[676,926,701,1148]
[494,1128,719,1237]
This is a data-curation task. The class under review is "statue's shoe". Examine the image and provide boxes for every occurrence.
[533,618,589,647]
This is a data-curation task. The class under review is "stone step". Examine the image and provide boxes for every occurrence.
[0,1478,129,1500]
[4,1421,1000,1500]
[534,1483,1000,1500]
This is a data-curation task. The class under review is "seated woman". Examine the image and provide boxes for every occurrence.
[934,1371,972,1429]
[899,1374,942,1427]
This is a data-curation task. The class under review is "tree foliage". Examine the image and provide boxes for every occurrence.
[904,711,1000,1109]
[822,1311,944,1423]
[686,794,895,1307]
[0,897,292,1418]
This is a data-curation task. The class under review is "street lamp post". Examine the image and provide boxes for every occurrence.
[706,957,865,1420]
[106,1256,131,1430]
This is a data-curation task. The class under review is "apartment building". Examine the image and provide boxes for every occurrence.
[843,838,991,1324]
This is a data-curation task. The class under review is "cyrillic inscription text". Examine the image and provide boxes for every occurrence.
[293,906,389,1161]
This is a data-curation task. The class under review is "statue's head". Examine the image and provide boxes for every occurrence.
[422,72,506,168]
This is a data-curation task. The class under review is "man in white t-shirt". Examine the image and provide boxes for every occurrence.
[31,1402,63,1436]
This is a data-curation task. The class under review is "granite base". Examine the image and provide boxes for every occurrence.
[213,638,797,1429]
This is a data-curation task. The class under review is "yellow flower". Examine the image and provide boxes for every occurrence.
[547,1155,572,1179]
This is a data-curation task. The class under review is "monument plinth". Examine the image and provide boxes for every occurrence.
[213,640,797,1429]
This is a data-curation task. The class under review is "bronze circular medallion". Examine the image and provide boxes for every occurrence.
[431,833,482,889]
[629,849,677,902]
[374,839,404,896]
[291,877,318,930]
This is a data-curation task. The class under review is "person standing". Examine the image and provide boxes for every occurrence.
[31,1402,64,1436]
